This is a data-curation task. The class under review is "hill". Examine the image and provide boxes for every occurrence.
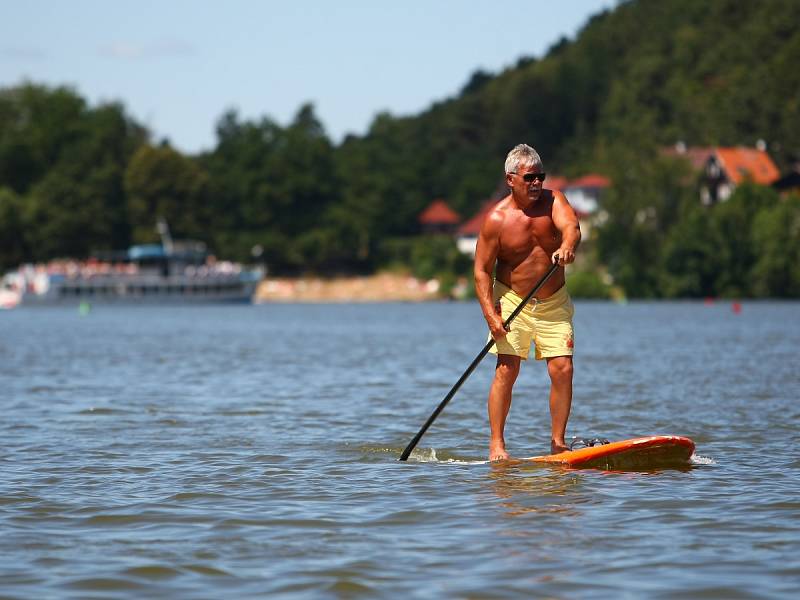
[2,0,799,296]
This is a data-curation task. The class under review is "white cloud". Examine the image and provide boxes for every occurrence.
[148,39,194,57]
[98,39,195,60]
[100,42,144,59]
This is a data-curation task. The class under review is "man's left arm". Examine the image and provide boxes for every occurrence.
[551,190,581,266]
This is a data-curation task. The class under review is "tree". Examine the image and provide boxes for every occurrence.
[0,84,86,194]
[594,143,695,297]
[203,104,340,271]
[125,144,211,244]
[0,187,28,269]
[751,194,800,297]
[708,183,776,296]
[660,204,723,297]
[24,162,121,259]
[0,84,146,260]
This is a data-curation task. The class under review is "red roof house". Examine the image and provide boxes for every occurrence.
[563,173,611,215]
[419,199,460,233]
[568,174,611,189]
[663,144,715,171]
[714,147,780,186]
[665,144,780,204]
[457,200,497,237]
[546,175,569,191]
[455,199,496,255]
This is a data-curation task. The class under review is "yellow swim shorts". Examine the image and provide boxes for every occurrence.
[487,281,575,361]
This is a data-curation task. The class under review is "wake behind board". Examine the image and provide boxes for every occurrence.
[523,435,695,470]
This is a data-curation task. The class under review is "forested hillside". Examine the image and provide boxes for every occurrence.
[1,0,799,296]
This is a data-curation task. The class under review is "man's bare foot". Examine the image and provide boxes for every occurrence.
[551,440,570,455]
[489,440,509,461]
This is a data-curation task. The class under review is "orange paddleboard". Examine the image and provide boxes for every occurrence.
[523,435,695,469]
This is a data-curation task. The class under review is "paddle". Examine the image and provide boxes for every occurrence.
[399,258,561,461]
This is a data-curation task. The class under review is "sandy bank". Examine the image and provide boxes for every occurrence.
[255,272,453,302]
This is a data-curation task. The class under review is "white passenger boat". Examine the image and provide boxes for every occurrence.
[2,240,262,306]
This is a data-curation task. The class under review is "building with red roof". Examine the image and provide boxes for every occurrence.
[545,175,569,191]
[663,143,715,171]
[455,200,497,255]
[666,143,780,205]
[563,174,611,215]
[418,199,460,234]
[713,147,780,186]
[704,146,780,204]
[569,174,612,188]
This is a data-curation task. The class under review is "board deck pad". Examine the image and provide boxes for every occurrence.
[522,435,695,470]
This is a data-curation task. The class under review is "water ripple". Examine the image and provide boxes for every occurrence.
[1,302,799,597]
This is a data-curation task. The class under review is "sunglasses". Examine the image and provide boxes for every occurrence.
[511,171,546,183]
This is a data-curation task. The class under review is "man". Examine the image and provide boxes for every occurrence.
[474,144,581,461]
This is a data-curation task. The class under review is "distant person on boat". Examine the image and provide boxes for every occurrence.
[474,144,581,461]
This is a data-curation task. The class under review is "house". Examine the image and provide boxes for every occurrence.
[558,174,611,242]
[545,175,569,193]
[663,143,714,171]
[455,200,495,256]
[563,174,611,216]
[418,199,460,234]
[703,146,780,204]
[666,143,780,205]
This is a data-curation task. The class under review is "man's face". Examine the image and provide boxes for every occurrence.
[507,162,546,203]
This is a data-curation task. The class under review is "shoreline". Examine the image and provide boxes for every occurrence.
[254,272,461,303]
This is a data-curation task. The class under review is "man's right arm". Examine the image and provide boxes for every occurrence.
[474,211,507,340]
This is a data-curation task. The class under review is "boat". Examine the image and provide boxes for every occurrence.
[2,223,263,306]
[0,275,22,309]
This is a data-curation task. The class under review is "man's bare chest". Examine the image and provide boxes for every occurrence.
[499,214,559,256]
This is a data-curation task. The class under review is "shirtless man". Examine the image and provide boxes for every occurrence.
[474,144,581,461]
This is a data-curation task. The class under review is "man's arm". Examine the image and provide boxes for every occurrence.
[474,210,507,340]
[551,190,581,266]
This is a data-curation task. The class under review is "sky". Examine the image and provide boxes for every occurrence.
[1,0,615,154]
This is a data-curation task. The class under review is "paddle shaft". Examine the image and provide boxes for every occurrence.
[399,260,561,461]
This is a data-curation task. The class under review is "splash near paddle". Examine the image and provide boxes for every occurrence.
[523,435,695,470]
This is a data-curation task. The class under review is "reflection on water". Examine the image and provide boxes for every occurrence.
[1,301,799,597]
[487,464,584,518]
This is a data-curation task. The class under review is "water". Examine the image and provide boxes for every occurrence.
[1,300,799,598]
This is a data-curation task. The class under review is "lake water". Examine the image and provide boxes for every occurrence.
[1,300,799,598]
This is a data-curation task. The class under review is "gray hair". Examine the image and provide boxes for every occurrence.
[504,144,543,174]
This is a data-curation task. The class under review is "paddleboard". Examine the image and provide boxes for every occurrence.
[523,435,695,470]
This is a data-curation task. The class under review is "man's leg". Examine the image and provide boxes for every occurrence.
[546,355,573,454]
[488,354,521,461]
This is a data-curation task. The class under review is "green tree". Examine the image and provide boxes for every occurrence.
[708,183,776,296]
[0,84,146,260]
[24,162,122,259]
[0,84,86,194]
[0,187,28,269]
[204,104,339,271]
[567,270,612,299]
[125,144,211,243]
[266,104,339,238]
[660,203,723,297]
[751,194,800,297]
[594,143,695,297]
